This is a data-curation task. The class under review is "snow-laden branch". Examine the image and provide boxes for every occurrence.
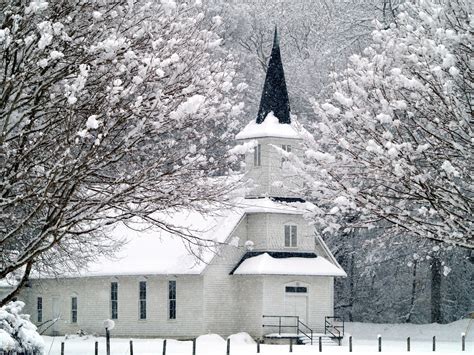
[298,0,473,248]
[0,0,245,305]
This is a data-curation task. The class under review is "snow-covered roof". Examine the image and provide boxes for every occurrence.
[0,279,15,288]
[42,198,313,278]
[235,112,302,140]
[79,208,243,277]
[232,252,347,277]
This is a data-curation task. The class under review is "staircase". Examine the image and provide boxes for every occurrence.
[262,315,345,346]
[299,334,340,346]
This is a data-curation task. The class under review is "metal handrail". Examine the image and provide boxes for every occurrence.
[325,316,345,345]
[298,319,314,345]
[262,315,314,345]
[262,315,300,335]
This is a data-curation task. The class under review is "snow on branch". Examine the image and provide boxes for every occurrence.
[298,0,473,248]
[0,0,244,305]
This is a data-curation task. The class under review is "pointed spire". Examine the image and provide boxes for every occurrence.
[256,26,290,124]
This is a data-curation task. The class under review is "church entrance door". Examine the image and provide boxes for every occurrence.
[284,294,308,326]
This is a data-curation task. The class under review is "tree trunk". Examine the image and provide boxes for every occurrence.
[0,260,33,307]
[405,259,418,323]
[348,253,355,322]
[430,257,442,323]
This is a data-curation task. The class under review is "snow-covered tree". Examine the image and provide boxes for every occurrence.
[0,0,244,305]
[302,0,473,248]
[206,0,404,123]
[0,301,44,353]
[328,225,473,324]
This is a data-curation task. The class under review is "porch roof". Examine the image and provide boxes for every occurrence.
[231,252,347,277]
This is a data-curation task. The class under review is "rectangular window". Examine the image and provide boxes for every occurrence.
[285,286,307,293]
[282,145,292,153]
[71,297,78,323]
[168,280,176,319]
[281,144,292,167]
[139,281,146,320]
[111,282,118,319]
[254,144,261,167]
[284,225,297,247]
[37,297,43,323]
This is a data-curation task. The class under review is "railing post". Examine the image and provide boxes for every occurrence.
[257,339,260,353]
[319,336,322,352]
[433,336,436,352]
[129,340,133,355]
[61,342,64,355]
[226,338,230,355]
[378,335,382,352]
[462,333,465,351]
[311,330,313,345]
[162,339,167,355]
[407,337,410,352]
[349,335,352,352]
[95,341,98,355]
[192,338,196,355]
[279,317,282,335]
[289,338,293,353]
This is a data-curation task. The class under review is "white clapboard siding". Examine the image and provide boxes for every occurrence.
[246,212,316,252]
[22,275,204,338]
[202,218,247,336]
[243,137,303,199]
[262,276,334,334]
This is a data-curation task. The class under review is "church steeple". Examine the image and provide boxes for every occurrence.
[256,27,291,125]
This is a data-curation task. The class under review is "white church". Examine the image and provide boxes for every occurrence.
[19,30,346,343]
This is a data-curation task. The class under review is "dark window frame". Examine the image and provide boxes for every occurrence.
[281,144,292,167]
[71,296,78,323]
[285,286,308,293]
[168,280,176,320]
[139,281,147,320]
[111,282,118,319]
[37,297,43,323]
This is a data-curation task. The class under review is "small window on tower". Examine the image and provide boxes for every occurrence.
[254,144,261,167]
[281,144,291,167]
[284,225,297,247]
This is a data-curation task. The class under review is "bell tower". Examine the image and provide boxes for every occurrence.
[236,27,303,200]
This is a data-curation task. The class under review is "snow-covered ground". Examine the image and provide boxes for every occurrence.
[41,320,473,355]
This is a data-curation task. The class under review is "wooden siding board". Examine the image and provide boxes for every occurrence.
[20,275,204,337]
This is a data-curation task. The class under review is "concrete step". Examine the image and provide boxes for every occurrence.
[299,336,340,346]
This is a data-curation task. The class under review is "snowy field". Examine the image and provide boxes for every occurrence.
[41,320,473,355]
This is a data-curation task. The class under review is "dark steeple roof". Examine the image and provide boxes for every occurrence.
[256,27,291,124]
